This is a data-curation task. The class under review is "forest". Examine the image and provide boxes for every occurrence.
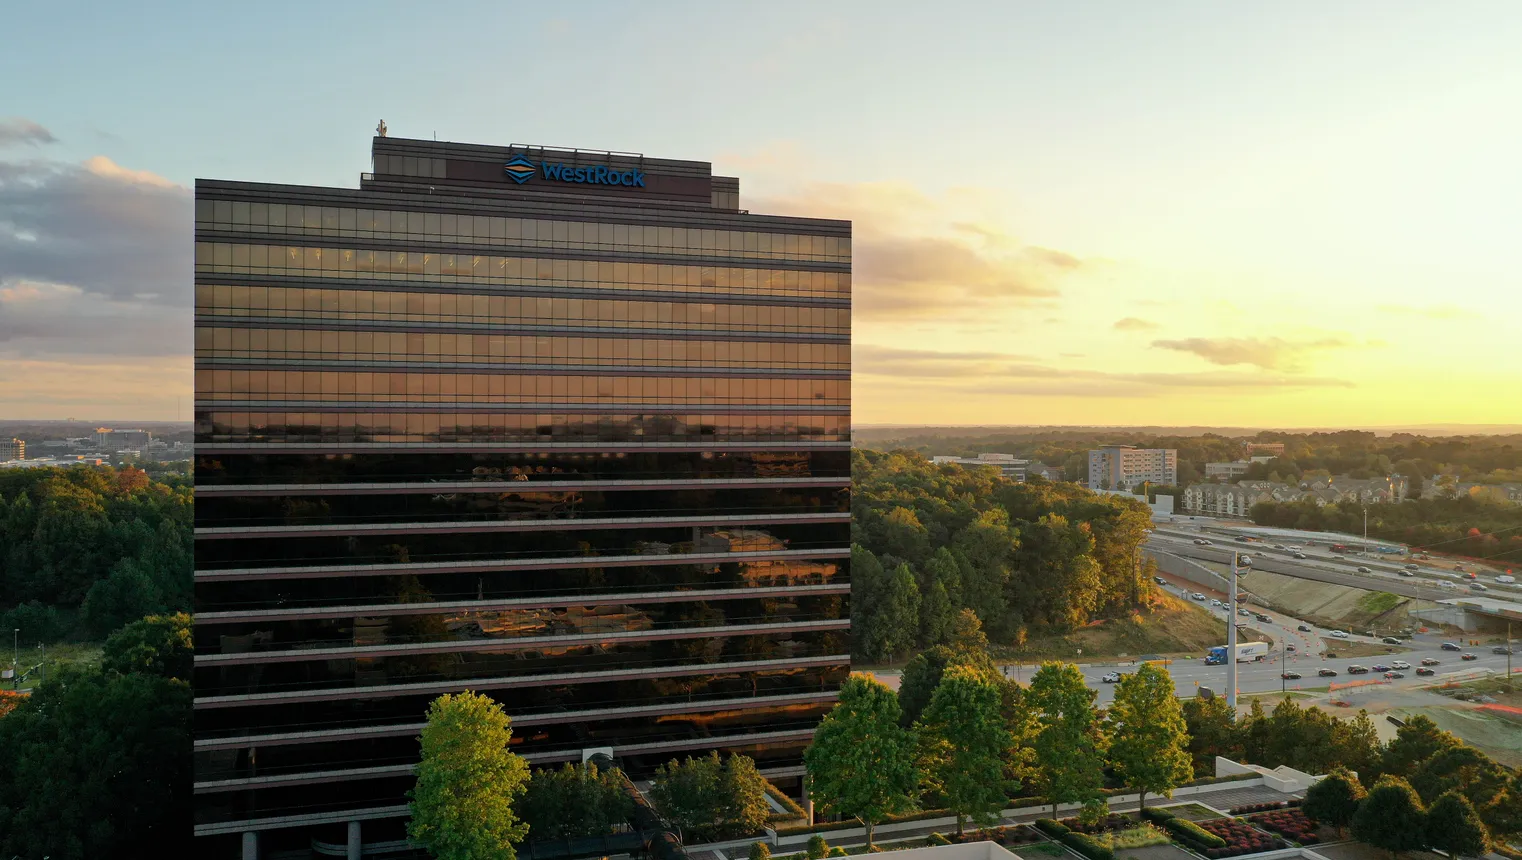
[850,449,1157,663]
[0,465,193,643]
[1249,495,1522,565]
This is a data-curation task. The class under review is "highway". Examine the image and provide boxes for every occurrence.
[1145,525,1522,607]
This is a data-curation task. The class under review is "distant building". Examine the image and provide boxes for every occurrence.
[1184,473,1410,515]
[0,456,107,470]
[1205,460,1251,480]
[5,438,22,461]
[1244,442,1285,456]
[932,453,1063,483]
[92,428,152,452]
[1088,446,1177,491]
[1427,476,1522,505]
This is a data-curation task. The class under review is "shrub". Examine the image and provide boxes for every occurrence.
[1060,830,1116,860]
[1247,809,1320,844]
[806,835,829,860]
[1163,818,1227,849]
[928,833,952,846]
[1140,806,1176,824]
[750,842,772,860]
[1106,824,1171,850]
[1060,813,1134,834]
[1036,819,1071,838]
[829,849,847,858]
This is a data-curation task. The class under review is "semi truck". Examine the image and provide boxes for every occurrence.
[1205,642,1269,665]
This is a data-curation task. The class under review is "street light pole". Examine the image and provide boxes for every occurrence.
[1228,552,1239,712]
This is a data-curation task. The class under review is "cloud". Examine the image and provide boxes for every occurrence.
[853,343,1352,391]
[0,153,191,360]
[1150,336,1356,370]
[1113,316,1160,332]
[0,118,57,148]
[1377,303,1478,321]
[749,182,1081,320]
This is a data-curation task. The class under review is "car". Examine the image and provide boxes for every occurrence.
[1238,608,1251,616]
[1404,564,1420,571]
[1287,645,1297,652]
[1293,552,1308,560]
[1470,583,1488,591]
[1357,566,1373,573]
[1372,663,1392,672]
[1193,539,1210,545]
[1297,624,1312,632]
[1462,653,1479,661]
[1391,660,1411,670]
[1235,536,1251,543]
[1441,642,1461,651]
[1329,630,1350,639]
[1191,593,1206,601]
[1382,637,1403,645]
[1101,672,1122,683]
[1420,658,1441,666]
[1398,570,1415,577]
[1273,544,1286,550]
[1318,668,1338,677]
[1347,665,1369,674]
[1239,556,1254,567]
[1210,599,1223,607]
[1281,671,1302,680]
[1416,667,1436,676]
[1385,671,1405,679]
[1325,651,1339,659]
[1154,576,1168,585]
[1494,646,1515,655]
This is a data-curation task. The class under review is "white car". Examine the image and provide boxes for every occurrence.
[1101,672,1122,683]
[1329,630,1350,639]
[1391,660,1411,670]
[1191,592,1207,601]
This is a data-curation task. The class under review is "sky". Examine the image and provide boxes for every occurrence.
[2,1,1520,426]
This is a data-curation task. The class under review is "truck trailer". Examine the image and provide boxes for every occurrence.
[1205,642,1268,665]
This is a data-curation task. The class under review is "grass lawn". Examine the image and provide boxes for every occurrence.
[996,595,1225,662]
[11,641,102,691]
[1017,843,1069,858]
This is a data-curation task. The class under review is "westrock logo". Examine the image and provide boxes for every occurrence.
[503,154,536,184]
[503,154,646,188]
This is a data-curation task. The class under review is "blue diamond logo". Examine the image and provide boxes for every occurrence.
[504,154,536,184]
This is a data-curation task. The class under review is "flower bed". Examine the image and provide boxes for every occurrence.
[945,825,1042,847]
[1246,809,1319,845]
[1192,818,1286,858]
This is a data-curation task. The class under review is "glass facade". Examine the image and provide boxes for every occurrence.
[192,138,850,850]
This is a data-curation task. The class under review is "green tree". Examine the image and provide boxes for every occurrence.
[101,612,193,680]
[1028,662,1107,819]
[749,842,773,860]
[80,558,168,637]
[1303,767,1365,837]
[407,691,530,860]
[1352,776,1428,859]
[807,834,830,859]
[519,761,633,839]
[650,751,770,842]
[1424,791,1490,858]
[857,563,920,663]
[1379,714,1459,780]
[0,664,193,859]
[804,674,919,849]
[916,665,1013,836]
[1181,695,1243,777]
[1107,663,1191,812]
[918,577,956,649]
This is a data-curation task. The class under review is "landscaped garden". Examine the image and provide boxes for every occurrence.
[1246,807,1322,845]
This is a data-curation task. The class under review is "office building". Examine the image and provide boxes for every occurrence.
[1204,460,1251,480]
[192,134,851,854]
[5,438,22,461]
[93,427,153,452]
[931,453,1062,483]
[1087,446,1177,491]
[1243,441,1285,457]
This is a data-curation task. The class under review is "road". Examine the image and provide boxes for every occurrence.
[872,578,1517,706]
[1145,521,1522,607]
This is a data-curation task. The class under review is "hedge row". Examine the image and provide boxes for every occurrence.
[1059,830,1116,860]
[1141,807,1176,825]
[1035,819,1071,838]
[1163,818,1228,850]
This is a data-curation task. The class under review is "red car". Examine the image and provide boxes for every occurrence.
[1416,668,1435,676]
[1461,653,1479,661]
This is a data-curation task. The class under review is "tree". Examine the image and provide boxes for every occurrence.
[856,563,920,663]
[0,664,193,859]
[1107,664,1191,812]
[1028,662,1107,819]
[81,559,168,637]
[1424,791,1490,858]
[519,761,633,840]
[1379,714,1459,780]
[804,674,919,849]
[650,751,770,842]
[1181,695,1242,777]
[807,834,830,859]
[916,665,1013,836]
[749,842,772,860]
[407,692,530,860]
[1352,776,1428,859]
[1303,767,1365,837]
[918,577,956,649]
[897,642,997,726]
[102,612,193,680]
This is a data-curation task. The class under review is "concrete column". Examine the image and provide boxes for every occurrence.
[802,777,814,825]
[241,831,259,860]
[347,820,362,860]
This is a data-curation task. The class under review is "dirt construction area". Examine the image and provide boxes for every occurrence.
[1289,682,1522,769]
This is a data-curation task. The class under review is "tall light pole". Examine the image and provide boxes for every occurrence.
[1228,552,1239,711]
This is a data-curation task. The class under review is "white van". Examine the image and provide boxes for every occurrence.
[1497,575,1516,584]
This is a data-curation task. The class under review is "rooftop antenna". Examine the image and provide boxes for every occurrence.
[376,119,388,138]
